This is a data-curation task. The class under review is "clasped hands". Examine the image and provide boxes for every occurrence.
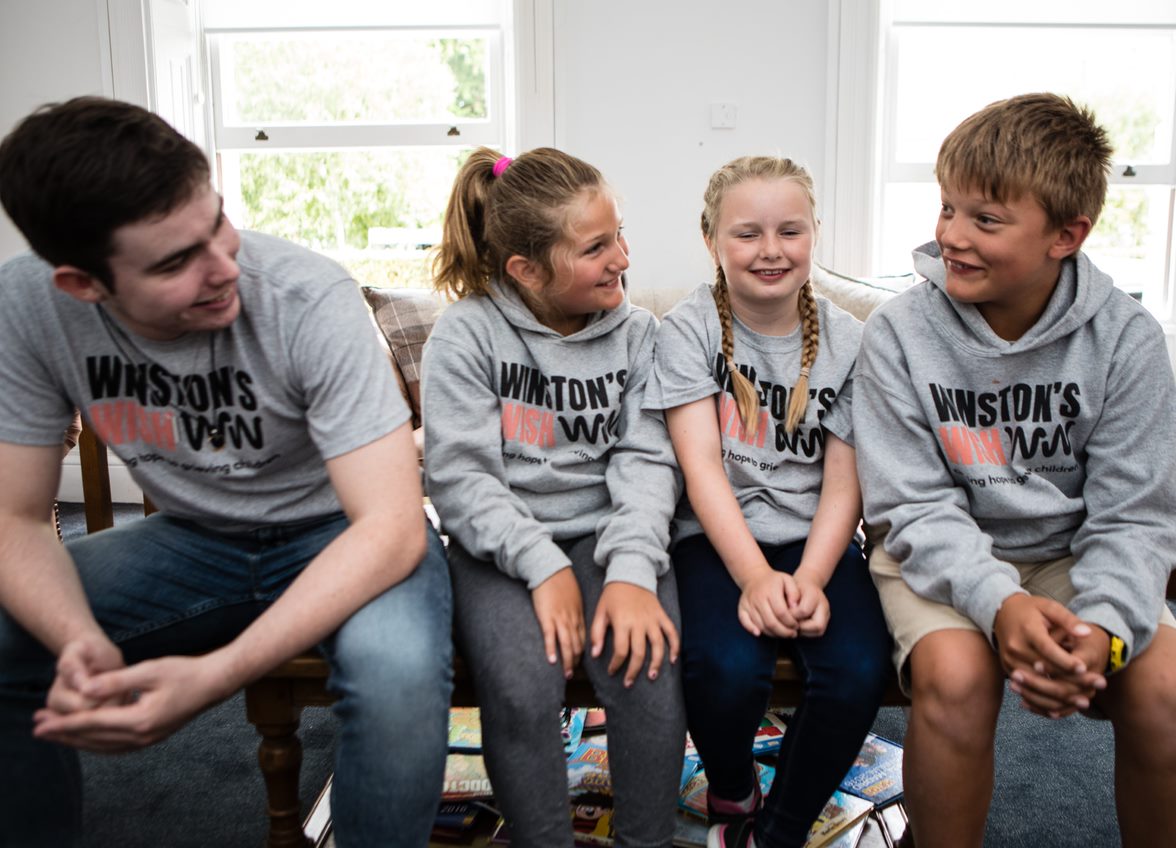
[993,593,1110,719]
[737,567,830,639]
[33,631,231,752]
[530,567,678,688]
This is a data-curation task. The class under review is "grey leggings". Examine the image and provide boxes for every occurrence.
[449,535,687,848]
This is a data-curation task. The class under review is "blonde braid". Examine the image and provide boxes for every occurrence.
[784,279,820,433]
[712,268,761,439]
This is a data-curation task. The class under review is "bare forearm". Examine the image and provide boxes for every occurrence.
[0,515,104,654]
[667,400,771,590]
[796,436,862,587]
[209,511,426,695]
[207,423,427,692]
[684,462,772,590]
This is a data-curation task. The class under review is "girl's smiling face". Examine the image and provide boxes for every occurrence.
[708,177,815,327]
[529,190,630,335]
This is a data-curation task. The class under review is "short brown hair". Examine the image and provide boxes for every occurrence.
[936,92,1112,229]
[0,97,210,287]
[432,146,607,302]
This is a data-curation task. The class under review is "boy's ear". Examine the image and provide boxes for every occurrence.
[1048,215,1093,260]
[504,254,546,294]
[52,266,110,304]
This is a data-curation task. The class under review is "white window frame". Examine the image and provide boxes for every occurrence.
[207,25,508,153]
[202,0,556,164]
[197,1,556,277]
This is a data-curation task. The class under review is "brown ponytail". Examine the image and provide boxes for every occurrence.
[432,146,607,302]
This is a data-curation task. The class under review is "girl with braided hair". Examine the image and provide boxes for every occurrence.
[644,156,892,848]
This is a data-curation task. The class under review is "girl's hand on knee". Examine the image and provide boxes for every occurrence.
[590,582,679,688]
[531,568,585,678]
[737,569,799,638]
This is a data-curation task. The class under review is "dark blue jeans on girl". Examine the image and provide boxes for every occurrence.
[674,535,892,848]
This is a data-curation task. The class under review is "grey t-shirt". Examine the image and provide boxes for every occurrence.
[0,230,408,529]
[645,283,861,546]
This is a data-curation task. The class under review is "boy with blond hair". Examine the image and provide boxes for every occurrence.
[854,92,1176,847]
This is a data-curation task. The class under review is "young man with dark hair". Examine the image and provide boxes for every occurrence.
[0,97,452,847]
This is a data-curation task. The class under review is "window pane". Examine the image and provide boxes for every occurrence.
[878,182,942,275]
[219,32,489,125]
[892,27,1176,165]
[1085,185,1173,312]
[221,148,473,287]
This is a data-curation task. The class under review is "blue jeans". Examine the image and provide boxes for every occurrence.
[0,511,452,848]
[674,535,892,848]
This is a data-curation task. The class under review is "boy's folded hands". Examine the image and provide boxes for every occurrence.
[994,594,1108,718]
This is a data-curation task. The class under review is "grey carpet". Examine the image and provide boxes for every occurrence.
[57,503,338,847]
[59,503,1143,846]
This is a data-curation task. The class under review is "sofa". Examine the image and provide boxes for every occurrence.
[362,263,909,413]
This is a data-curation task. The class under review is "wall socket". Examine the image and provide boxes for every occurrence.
[710,102,737,129]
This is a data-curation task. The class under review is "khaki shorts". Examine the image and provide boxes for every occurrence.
[868,544,1176,696]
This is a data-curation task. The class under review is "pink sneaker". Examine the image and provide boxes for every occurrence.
[707,820,756,848]
[707,779,763,825]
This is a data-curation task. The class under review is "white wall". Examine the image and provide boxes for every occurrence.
[0,0,146,500]
[0,0,111,261]
[553,0,830,291]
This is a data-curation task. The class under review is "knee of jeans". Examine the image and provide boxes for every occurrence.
[331,653,452,742]
[465,656,565,735]
[329,618,453,719]
[684,641,766,695]
[805,648,892,707]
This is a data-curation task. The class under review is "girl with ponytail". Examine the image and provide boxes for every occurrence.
[644,156,891,848]
[423,147,686,847]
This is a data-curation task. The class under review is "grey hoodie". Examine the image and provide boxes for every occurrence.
[854,242,1176,660]
[422,281,681,593]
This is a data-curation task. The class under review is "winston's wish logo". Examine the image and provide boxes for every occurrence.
[712,354,836,458]
[83,354,263,452]
[498,361,624,449]
[929,381,1081,467]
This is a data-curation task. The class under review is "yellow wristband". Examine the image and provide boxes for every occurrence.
[1107,634,1127,674]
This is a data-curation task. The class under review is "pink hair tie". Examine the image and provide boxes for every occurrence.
[492,156,513,177]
